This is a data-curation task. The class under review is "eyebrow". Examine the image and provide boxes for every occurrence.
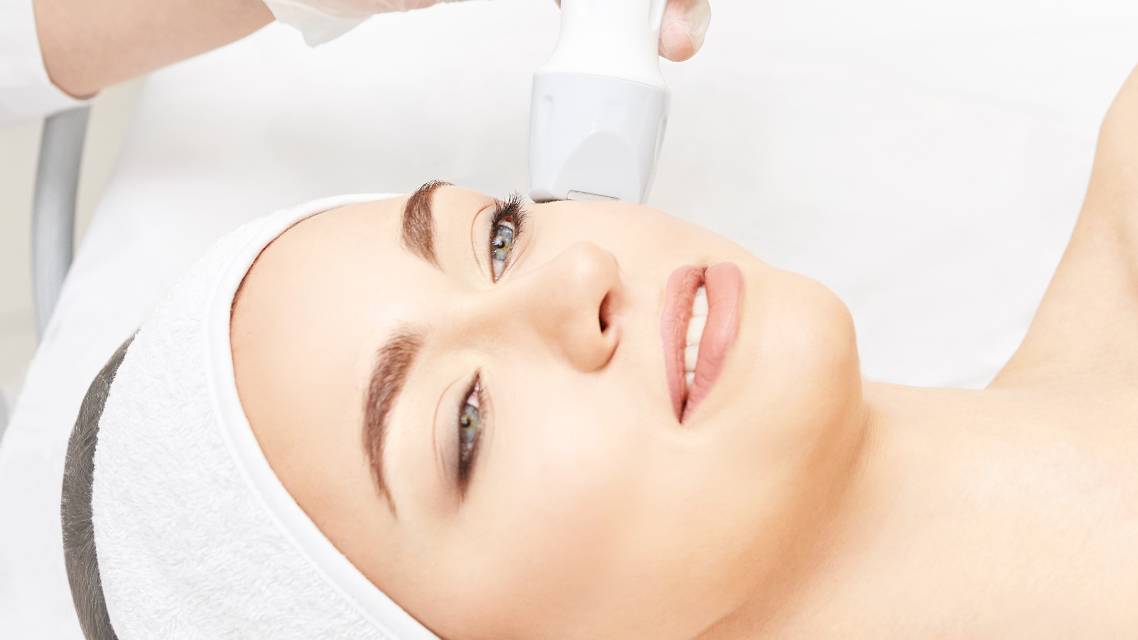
[362,180,450,514]
[401,179,450,267]
[362,329,425,517]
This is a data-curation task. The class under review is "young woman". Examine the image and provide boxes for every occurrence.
[62,65,1138,639]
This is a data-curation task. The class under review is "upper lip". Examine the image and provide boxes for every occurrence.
[660,266,704,422]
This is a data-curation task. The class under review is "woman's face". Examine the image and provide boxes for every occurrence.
[232,184,866,638]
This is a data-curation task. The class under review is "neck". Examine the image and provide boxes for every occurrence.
[709,381,1138,637]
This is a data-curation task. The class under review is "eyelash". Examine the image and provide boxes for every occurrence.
[457,373,486,492]
[488,193,528,282]
[455,195,526,495]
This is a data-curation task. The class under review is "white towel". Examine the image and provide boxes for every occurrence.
[90,194,437,639]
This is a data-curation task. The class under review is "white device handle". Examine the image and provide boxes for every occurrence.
[528,0,671,203]
[544,0,668,86]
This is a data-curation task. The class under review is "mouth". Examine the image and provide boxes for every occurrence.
[660,263,743,423]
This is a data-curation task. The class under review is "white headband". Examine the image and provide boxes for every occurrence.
[90,194,437,639]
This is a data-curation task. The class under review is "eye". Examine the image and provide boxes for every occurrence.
[487,194,527,281]
[457,375,484,486]
[490,218,516,280]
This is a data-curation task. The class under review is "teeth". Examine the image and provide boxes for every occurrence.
[682,285,708,393]
[685,314,706,347]
[692,287,708,316]
[684,344,699,370]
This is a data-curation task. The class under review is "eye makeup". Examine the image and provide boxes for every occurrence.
[487,194,528,282]
[445,195,529,500]
[456,373,485,493]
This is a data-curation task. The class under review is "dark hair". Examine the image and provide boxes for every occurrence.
[60,337,133,640]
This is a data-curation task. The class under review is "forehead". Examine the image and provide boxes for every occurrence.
[262,186,495,331]
[241,185,503,396]
[230,187,497,526]
[267,185,493,291]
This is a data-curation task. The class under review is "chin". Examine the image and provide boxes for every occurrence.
[720,265,866,526]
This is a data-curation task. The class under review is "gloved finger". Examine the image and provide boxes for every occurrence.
[275,0,451,22]
[368,0,460,13]
[657,0,710,62]
[553,0,711,63]
[266,0,465,45]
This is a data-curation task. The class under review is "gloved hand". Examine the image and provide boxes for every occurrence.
[263,0,461,45]
[267,0,711,59]
[656,0,711,62]
[555,0,711,62]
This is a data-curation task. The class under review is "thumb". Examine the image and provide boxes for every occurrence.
[658,0,711,62]
[552,0,711,63]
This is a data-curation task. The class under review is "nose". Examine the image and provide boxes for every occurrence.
[499,242,622,371]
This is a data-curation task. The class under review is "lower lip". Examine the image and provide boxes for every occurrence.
[660,263,744,423]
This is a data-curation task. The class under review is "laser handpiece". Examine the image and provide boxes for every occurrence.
[528,0,671,204]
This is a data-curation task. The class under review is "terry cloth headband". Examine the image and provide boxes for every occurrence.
[64,194,438,639]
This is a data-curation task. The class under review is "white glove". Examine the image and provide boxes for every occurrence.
[553,0,711,62]
[657,0,710,62]
[263,0,459,46]
[268,0,711,58]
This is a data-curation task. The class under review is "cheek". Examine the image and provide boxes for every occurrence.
[462,370,649,627]
[725,271,865,547]
[476,376,766,635]
[754,274,862,449]
[540,201,736,269]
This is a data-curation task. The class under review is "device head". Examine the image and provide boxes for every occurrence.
[528,0,671,204]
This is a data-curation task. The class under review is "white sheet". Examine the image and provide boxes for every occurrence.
[3,0,1138,635]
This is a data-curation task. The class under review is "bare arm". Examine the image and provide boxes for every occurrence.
[994,63,1138,387]
[34,0,274,98]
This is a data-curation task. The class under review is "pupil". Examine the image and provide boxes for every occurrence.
[496,224,513,245]
[462,404,479,429]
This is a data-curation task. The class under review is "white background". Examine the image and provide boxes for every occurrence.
[3,0,1138,635]
[0,81,139,402]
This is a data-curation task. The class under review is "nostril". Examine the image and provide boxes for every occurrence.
[598,293,611,333]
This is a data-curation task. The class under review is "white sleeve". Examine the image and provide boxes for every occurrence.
[0,0,88,126]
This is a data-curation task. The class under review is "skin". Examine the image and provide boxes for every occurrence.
[232,183,864,638]
[232,67,1138,638]
[33,0,710,98]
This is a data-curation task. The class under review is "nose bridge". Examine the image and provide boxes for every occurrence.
[550,241,619,298]
[505,241,620,371]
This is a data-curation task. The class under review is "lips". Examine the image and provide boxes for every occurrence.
[660,263,743,423]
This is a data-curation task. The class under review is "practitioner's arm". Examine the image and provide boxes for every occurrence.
[34,0,713,100]
[34,0,275,98]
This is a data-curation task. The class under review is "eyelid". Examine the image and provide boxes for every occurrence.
[498,214,533,281]
[433,376,467,491]
[458,373,491,499]
[457,372,482,494]
[470,202,497,280]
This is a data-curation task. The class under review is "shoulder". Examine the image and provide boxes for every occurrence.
[994,64,1138,388]
[1092,64,1138,240]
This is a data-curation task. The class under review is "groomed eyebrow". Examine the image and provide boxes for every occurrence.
[363,329,425,517]
[401,180,450,267]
